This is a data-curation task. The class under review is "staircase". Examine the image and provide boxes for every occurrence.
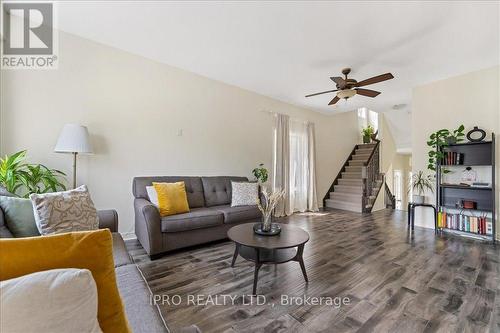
[324,142,384,213]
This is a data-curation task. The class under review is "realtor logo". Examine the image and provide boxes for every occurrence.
[1,2,58,69]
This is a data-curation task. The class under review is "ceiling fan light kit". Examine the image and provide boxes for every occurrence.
[337,89,356,99]
[306,67,394,106]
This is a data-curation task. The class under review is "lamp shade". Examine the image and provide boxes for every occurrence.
[54,124,93,154]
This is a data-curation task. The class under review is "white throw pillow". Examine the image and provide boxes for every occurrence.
[30,185,99,235]
[0,268,102,333]
[231,182,259,207]
[146,186,159,207]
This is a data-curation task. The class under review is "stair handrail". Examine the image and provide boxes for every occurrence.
[362,140,381,212]
[384,181,396,209]
[363,139,381,168]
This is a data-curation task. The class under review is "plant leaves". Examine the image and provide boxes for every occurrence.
[0,151,67,196]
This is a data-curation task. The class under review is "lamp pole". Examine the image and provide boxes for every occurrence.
[54,124,93,189]
[72,152,78,189]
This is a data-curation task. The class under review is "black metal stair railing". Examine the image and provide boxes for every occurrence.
[384,181,396,209]
[362,140,380,213]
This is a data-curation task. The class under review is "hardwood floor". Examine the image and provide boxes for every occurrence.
[126,209,500,333]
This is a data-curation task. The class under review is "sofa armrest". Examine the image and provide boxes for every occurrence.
[134,198,162,256]
[97,209,118,232]
[0,207,14,238]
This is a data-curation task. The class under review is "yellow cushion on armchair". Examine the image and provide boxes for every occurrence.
[0,229,131,333]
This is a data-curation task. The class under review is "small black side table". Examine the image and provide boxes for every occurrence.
[407,203,437,232]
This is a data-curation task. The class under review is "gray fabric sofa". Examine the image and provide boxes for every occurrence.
[0,205,200,333]
[133,176,262,257]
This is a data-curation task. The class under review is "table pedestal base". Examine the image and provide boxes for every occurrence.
[231,244,308,295]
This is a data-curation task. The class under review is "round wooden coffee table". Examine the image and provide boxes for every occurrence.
[227,223,309,295]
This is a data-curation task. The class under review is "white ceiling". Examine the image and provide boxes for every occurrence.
[53,1,499,148]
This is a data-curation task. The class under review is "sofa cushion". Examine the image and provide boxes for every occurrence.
[133,177,205,208]
[1,268,102,333]
[201,176,248,207]
[231,181,259,207]
[112,233,133,268]
[211,205,261,224]
[30,185,99,235]
[153,182,190,217]
[115,265,169,333]
[0,196,39,238]
[161,208,223,233]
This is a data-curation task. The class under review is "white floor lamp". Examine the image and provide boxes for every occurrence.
[54,124,93,189]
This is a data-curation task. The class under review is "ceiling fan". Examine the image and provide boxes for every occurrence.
[305,68,394,105]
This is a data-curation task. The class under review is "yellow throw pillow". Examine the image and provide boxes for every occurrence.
[0,230,131,333]
[152,181,190,217]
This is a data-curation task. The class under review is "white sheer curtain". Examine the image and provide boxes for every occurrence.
[307,123,319,212]
[290,120,308,212]
[273,114,291,217]
[272,114,318,216]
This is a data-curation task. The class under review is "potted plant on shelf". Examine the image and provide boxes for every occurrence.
[362,125,375,144]
[409,171,434,204]
[427,125,465,173]
[0,150,66,197]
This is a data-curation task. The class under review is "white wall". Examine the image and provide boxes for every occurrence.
[412,66,499,239]
[391,154,411,210]
[0,31,358,234]
[371,113,398,212]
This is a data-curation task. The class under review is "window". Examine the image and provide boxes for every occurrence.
[358,107,378,140]
[394,170,403,210]
[272,113,318,216]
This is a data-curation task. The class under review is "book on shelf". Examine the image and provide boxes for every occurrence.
[441,152,464,166]
[437,208,490,235]
[440,182,491,189]
[472,182,491,188]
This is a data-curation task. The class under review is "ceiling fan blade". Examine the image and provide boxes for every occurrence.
[305,89,338,98]
[355,88,381,98]
[356,73,394,87]
[328,96,340,105]
[330,76,346,88]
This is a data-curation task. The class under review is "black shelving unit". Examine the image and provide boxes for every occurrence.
[435,134,496,243]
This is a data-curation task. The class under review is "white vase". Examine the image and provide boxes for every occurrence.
[413,195,425,204]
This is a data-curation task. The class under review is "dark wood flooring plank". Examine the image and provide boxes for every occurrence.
[126,209,500,333]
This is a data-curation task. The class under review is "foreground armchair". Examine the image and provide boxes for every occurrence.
[0,203,200,333]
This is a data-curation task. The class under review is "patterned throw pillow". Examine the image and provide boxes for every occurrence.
[231,182,259,207]
[30,185,99,235]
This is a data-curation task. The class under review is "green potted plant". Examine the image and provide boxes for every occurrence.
[427,125,465,173]
[0,150,66,197]
[252,163,268,184]
[409,171,434,204]
[362,125,374,144]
